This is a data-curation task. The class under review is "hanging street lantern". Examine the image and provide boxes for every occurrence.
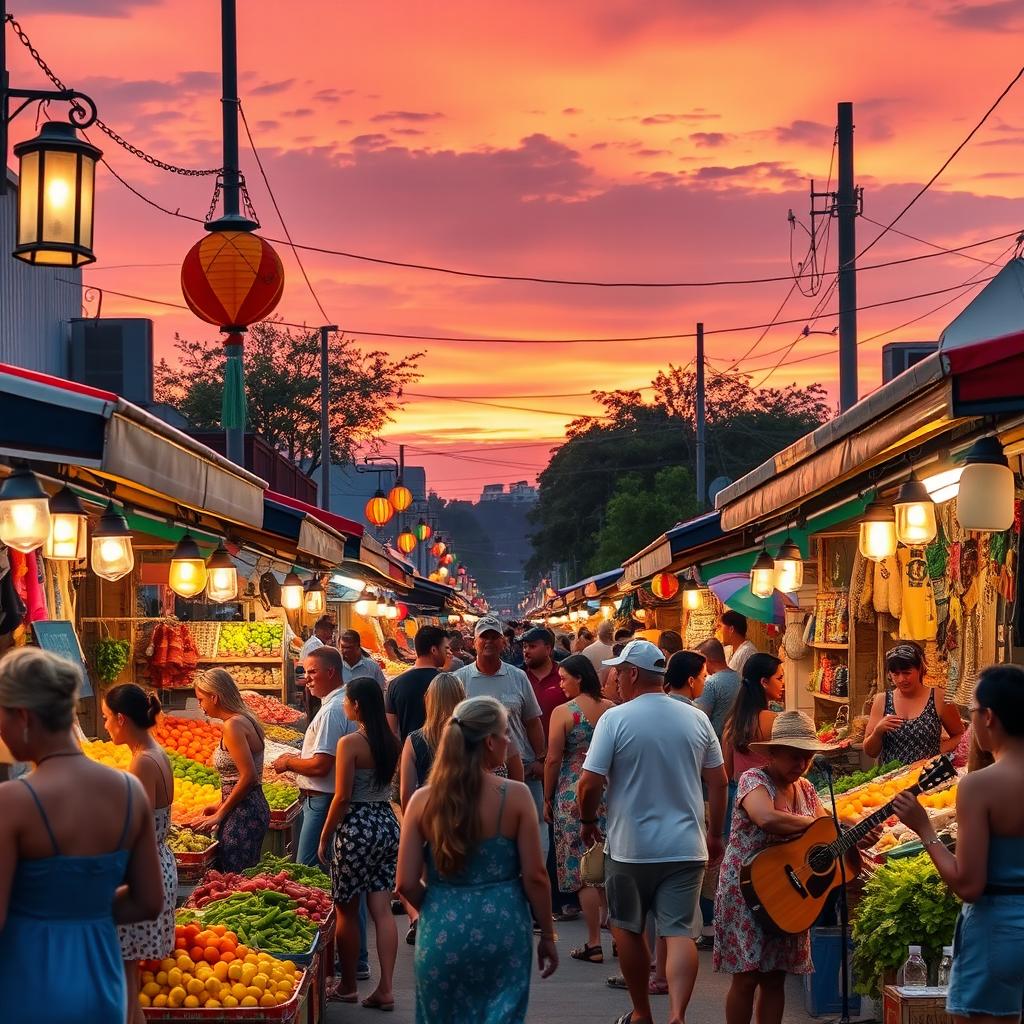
[956,436,1015,532]
[396,602,409,622]
[858,499,898,562]
[650,572,679,600]
[750,547,776,599]
[396,530,417,554]
[168,534,208,599]
[431,539,447,558]
[773,536,804,593]
[437,566,450,579]
[44,485,87,561]
[384,597,399,620]
[415,518,432,542]
[389,481,413,512]
[681,579,702,611]
[205,544,238,603]
[303,577,325,615]
[0,466,51,553]
[280,570,304,611]
[180,230,284,438]
[893,476,937,546]
[91,502,134,582]
[13,122,102,267]
[440,553,454,567]
[364,489,394,528]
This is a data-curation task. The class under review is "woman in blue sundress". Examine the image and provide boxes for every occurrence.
[896,663,1024,1023]
[398,696,559,1023]
[0,648,163,1024]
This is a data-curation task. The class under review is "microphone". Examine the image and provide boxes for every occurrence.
[812,753,833,775]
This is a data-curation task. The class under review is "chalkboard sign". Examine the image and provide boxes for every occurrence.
[30,620,94,698]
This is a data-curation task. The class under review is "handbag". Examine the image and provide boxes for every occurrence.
[580,842,605,886]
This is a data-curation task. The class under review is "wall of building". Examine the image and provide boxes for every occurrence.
[0,172,82,375]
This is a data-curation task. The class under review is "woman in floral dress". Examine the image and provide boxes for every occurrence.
[543,654,614,963]
[714,711,836,1024]
[103,684,177,1024]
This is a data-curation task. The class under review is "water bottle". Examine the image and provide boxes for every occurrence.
[899,945,928,988]
[938,946,954,987]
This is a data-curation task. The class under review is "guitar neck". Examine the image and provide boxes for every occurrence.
[833,781,922,855]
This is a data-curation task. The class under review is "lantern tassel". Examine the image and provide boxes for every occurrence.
[221,336,247,431]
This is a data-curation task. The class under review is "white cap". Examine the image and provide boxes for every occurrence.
[908,945,922,954]
[943,946,953,956]
[473,615,504,637]
[602,639,668,675]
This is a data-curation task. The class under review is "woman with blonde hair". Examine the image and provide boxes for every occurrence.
[399,672,466,810]
[398,695,558,1022]
[192,668,270,871]
[0,648,163,1023]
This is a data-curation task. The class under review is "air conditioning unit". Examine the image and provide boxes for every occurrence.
[69,318,154,404]
[881,342,937,384]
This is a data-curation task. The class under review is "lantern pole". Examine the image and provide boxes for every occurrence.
[319,325,338,510]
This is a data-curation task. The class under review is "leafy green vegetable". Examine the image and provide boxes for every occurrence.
[851,852,960,998]
[828,760,901,796]
[94,639,131,684]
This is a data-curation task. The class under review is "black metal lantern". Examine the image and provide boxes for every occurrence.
[13,121,101,267]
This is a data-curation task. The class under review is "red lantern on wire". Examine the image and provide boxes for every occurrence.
[365,489,394,527]
[389,482,413,512]
[430,540,447,558]
[440,553,454,566]
[650,572,680,600]
[181,230,285,429]
[396,530,417,554]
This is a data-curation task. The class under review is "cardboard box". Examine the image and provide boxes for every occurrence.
[882,985,953,1024]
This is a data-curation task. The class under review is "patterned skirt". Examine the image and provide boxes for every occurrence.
[330,801,400,905]
[214,782,271,874]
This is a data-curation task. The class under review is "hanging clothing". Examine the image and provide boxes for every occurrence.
[897,546,938,641]
[873,555,902,618]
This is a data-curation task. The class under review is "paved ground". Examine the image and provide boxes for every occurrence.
[324,916,876,1023]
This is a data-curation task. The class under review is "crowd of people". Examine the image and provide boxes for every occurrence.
[0,612,1023,1023]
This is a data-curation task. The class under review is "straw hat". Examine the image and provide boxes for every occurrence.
[749,710,835,753]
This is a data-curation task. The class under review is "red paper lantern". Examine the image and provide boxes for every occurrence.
[365,490,394,527]
[440,553,454,566]
[389,483,413,512]
[396,531,417,554]
[430,540,447,558]
[396,602,409,622]
[181,231,284,329]
[650,572,680,600]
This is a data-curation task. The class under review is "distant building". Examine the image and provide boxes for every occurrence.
[480,481,538,504]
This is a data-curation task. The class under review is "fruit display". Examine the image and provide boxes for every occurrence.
[192,891,320,954]
[168,827,216,855]
[229,665,282,690]
[382,658,408,679]
[832,762,927,823]
[82,738,131,770]
[243,853,331,892]
[167,749,221,788]
[826,760,901,797]
[172,778,221,823]
[263,724,303,746]
[262,781,299,810]
[154,714,222,765]
[137,923,302,1009]
[218,620,284,658]
[239,690,303,724]
[187,870,332,924]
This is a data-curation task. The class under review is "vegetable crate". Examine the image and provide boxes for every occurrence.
[269,800,301,826]
[173,842,219,880]
[882,985,953,1024]
[143,968,309,1022]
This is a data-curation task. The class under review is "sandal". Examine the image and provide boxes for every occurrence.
[614,1014,653,1024]
[648,977,669,995]
[605,974,627,989]
[326,980,358,1004]
[570,943,604,963]
[362,994,395,1012]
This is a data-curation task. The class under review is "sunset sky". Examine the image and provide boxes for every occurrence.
[13,0,1024,498]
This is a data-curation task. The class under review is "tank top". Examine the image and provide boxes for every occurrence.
[350,767,393,803]
[880,687,942,765]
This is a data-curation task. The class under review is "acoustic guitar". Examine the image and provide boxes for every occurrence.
[740,754,956,934]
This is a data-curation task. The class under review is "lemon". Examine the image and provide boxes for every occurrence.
[260,993,277,1007]
[227,962,243,982]
[241,995,259,1007]
[222,995,239,1008]
[206,998,222,1009]
[231,983,247,1000]
[138,993,151,1008]
[152,994,168,1008]
[183,995,200,1008]
[245,985,262,1000]
[167,986,186,1007]
[186,978,204,996]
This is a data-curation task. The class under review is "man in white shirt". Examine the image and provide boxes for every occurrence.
[720,609,757,675]
[296,616,336,718]
[579,639,727,1024]
[339,628,387,689]
[583,619,615,684]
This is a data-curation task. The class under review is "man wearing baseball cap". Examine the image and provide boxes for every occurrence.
[454,615,546,810]
[578,639,728,1024]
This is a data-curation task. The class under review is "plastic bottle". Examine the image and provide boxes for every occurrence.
[900,945,928,988]
[938,946,954,987]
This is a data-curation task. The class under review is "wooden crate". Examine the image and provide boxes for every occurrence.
[882,985,953,1024]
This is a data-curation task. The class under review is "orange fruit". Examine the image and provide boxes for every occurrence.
[204,947,221,964]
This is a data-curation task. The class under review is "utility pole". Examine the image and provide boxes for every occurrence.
[836,101,859,412]
[319,325,338,510]
[695,322,707,510]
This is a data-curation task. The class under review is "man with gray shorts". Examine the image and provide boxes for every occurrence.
[579,640,727,1024]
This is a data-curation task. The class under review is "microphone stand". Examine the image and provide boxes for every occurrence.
[819,755,879,1024]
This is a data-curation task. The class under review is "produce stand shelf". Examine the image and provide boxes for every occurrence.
[807,641,849,650]
[811,692,849,704]
[270,800,302,826]
[173,841,219,878]
[198,657,283,664]
[142,966,309,1022]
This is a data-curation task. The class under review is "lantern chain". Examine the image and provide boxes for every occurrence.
[5,13,223,177]
[204,172,260,226]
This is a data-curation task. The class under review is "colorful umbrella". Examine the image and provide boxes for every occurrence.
[706,572,797,625]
